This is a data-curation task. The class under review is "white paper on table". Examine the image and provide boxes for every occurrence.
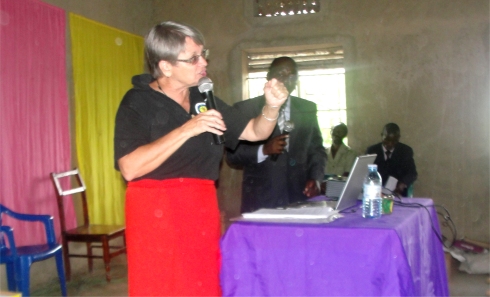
[385,176,398,191]
[241,206,341,221]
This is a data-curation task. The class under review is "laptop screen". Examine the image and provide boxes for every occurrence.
[334,154,377,211]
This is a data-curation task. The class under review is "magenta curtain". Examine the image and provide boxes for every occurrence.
[0,0,74,246]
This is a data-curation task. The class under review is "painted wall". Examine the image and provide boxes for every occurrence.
[1,0,155,291]
[9,0,488,291]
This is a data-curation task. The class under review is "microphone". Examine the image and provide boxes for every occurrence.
[198,77,225,145]
[270,120,295,161]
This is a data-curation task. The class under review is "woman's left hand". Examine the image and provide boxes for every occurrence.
[263,78,289,108]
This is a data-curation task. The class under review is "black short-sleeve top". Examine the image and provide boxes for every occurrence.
[114,74,251,181]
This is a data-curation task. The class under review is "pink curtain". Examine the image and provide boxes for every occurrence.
[0,0,74,246]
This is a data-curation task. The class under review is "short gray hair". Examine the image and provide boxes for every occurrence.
[145,21,205,78]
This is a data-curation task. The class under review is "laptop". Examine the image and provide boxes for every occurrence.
[326,154,377,211]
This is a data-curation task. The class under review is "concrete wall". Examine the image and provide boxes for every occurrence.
[150,0,489,244]
[42,0,154,36]
[7,0,488,291]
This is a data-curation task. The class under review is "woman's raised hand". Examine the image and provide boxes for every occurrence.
[263,78,289,108]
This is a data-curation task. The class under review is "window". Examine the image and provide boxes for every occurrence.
[254,0,320,17]
[246,48,347,147]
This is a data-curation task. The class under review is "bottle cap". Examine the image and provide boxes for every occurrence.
[368,164,377,169]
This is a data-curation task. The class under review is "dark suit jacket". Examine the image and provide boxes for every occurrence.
[226,95,326,213]
[365,142,418,196]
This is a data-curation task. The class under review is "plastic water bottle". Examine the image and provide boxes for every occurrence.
[362,164,382,219]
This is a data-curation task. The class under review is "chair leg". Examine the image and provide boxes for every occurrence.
[55,250,68,297]
[62,237,71,281]
[17,257,31,297]
[102,238,111,282]
[86,242,93,273]
[5,262,17,291]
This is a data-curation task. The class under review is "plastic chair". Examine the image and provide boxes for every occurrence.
[406,183,414,198]
[0,204,67,297]
[50,168,126,282]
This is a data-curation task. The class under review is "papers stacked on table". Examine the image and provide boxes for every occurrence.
[325,179,346,198]
[240,205,342,223]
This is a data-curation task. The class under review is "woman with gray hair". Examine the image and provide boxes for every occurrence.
[114,21,288,296]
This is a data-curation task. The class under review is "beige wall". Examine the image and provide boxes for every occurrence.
[150,0,489,243]
[42,0,154,36]
[12,0,489,291]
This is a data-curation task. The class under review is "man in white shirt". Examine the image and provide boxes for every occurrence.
[325,123,357,177]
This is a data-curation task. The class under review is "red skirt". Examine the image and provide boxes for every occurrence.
[125,178,222,296]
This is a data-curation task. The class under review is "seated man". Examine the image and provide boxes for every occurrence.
[325,123,357,177]
[365,123,417,197]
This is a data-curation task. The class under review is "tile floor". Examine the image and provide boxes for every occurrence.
[29,253,490,297]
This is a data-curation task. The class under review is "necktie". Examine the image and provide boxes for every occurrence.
[385,150,391,160]
[277,107,286,132]
[276,107,290,152]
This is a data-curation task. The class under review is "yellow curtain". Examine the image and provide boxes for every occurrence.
[70,13,144,224]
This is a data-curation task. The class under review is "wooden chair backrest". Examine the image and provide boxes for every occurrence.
[51,168,89,231]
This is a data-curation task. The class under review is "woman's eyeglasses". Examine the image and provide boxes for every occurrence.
[176,49,209,65]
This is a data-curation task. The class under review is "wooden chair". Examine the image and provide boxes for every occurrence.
[0,204,67,296]
[50,168,126,282]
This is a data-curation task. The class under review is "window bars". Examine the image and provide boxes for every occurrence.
[255,0,320,17]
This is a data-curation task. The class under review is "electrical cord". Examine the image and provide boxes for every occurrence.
[392,199,456,248]
[393,200,442,243]
[434,204,458,247]
[381,187,402,200]
[355,187,457,249]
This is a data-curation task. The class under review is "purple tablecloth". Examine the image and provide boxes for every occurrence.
[220,198,449,296]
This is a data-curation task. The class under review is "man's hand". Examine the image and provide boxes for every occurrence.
[395,182,407,196]
[262,134,289,156]
[303,179,320,198]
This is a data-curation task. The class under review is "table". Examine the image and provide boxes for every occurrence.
[220,198,449,296]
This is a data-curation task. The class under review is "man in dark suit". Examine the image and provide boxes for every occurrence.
[366,123,417,197]
[226,57,326,213]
